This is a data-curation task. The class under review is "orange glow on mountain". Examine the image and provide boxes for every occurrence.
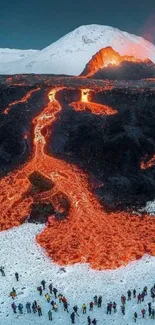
[82,46,151,77]
[3,88,41,114]
[0,86,155,270]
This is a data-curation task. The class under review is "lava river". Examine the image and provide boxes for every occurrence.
[0,87,155,270]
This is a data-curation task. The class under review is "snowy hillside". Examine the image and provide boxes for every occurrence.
[0,48,39,63]
[1,24,155,75]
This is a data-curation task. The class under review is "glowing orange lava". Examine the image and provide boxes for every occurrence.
[70,89,117,115]
[0,86,155,270]
[141,154,155,169]
[82,46,151,77]
[3,88,41,114]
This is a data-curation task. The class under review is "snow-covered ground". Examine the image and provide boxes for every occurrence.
[0,223,155,325]
[0,24,155,75]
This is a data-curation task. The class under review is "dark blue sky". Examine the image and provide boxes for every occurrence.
[0,0,155,49]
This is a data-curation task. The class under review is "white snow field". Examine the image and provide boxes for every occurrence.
[1,223,155,325]
[0,24,155,75]
[0,48,39,63]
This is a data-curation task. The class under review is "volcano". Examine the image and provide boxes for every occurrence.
[0,25,155,75]
[81,46,155,79]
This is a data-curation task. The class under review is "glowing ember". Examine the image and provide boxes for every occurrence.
[81,89,90,102]
[0,86,155,270]
[141,154,155,169]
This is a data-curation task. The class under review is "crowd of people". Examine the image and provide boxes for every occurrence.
[1,265,155,323]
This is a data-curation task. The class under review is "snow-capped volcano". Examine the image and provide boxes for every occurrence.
[1,24,155,75]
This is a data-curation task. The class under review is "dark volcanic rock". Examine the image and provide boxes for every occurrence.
[28,171,54,193]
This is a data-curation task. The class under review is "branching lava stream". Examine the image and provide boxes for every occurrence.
[0,87,155,270]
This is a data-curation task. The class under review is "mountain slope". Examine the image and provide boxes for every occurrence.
[1,24,155,75]
[0,48,39,63]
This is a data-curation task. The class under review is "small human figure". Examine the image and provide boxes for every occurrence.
[98,296,102,307]
[0,266,5,276]
[133,289,136,298]
[121,295,126,305]
[48,310,52,320]
[148,302,152,317]
[15,272,19,281]
[87,316,91,325]
[45,293,51,303]
[107,303,112,314]
[89,301,94,311]
[58,293,63,303]
[26,302,31,313]
[137,293,142,303]
[93,295,98,305]
[18,303,23,314]
[53,287,58,299]
[141,308,146,318]
[92,318,97,325]
[41,280,46,290]
[127,290,131,300]
[63,301,69,312]
[151,309,155,319]
[121,305,125,315]
[143,286,147,295]
[73,305,79,316]
[37,286,43,296]
[70,311,75,324]
[82,303,87,314]
[49,283,53,294]
[37,305,42,316]
[32,301,37,313]
[113,302,117,313]
[134,312,138,322]
[11,302,17,313]
[53,302,58,312]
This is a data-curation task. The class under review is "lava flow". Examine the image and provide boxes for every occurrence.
[1,87,155,270]
[3,87,41,114]
[70,89,117,115]
[141,154,155,169]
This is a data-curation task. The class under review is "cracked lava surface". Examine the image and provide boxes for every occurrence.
[0,86,155,270]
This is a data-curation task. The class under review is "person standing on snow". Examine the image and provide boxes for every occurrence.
[121,295,126,305]
[141,308,146,318]
[121,305,125,315]
[82,303,87,314]
[0,266,5,276]
[89,301,94,311]
[73,305,79,316]
[15,272,19,281]
[37,305,42,316]
[92,318,97,325]
[148,302,152,316]
[98,296,102,307]
[137,293,142,303]
[127,290,131,300]
[26,302,31,313]
[11,302,17,313]
[70,312,75,324]
[53,287,58,299]
[133,289,136,298]
[48,310,52,320]
[134,312,138,322]
[113,302,117,312]
[87,316,91,325]
[37,286,43,296]
[49,283,53,294]
[63,301,69,312]
[93,295,97,305]
[41,280,46,290]
[18,303,23,314]
[45,293,51,302]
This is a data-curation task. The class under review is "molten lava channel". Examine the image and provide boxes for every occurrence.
[0,86,155,270]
